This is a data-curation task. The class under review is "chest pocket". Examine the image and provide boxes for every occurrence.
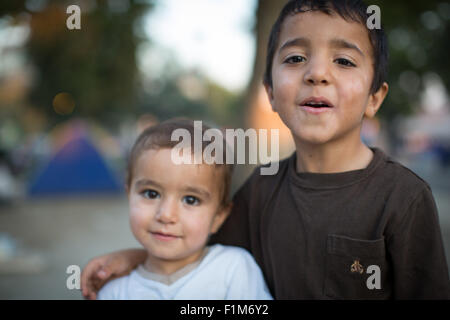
[324,234,391,299]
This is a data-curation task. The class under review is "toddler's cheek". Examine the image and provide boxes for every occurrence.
[185,221,213,245]
[129,204,151,230]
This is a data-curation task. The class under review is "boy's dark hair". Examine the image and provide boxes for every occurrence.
[127,118,234,207]
[263,0,388,94]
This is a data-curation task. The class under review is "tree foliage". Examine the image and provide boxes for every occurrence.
[1,0,151,128]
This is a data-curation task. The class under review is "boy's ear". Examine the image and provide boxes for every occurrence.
[365,82,389,118]
[263,82,277,112]
[210,202,233,234]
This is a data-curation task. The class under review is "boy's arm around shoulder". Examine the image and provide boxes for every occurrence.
[81,248,147,299]
[386,184,450,299]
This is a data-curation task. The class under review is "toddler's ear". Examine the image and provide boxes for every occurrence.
[365,82,389,118]
[264,83,277,112]
[210,202,233,234]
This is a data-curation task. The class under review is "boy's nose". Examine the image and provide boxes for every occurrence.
[303,57,330,85]
[156,199,178,224]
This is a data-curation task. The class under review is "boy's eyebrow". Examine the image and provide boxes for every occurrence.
[278,37,365,58]
[278,37,311,53]
[329,38,364,57]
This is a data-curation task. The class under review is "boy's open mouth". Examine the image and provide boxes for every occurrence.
[299,97,334,109]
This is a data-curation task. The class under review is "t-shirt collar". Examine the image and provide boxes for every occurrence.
[288,147,386,190]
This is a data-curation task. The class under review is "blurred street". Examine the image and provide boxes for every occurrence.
[0,195,139,299]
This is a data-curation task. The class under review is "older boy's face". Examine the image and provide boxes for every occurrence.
[267,11,383,145]
[128,148,227,271]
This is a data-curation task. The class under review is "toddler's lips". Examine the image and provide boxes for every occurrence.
[150,232,180,241]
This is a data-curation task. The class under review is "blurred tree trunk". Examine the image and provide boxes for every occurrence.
[245,0,285,125]
[230,0,286,193]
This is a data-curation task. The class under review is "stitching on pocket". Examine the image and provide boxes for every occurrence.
[327,234,385,258]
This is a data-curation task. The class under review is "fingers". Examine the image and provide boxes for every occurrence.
[97,267,110,280]
[82,264,116,299]
[81,257,106,299]
[86,276,101,300]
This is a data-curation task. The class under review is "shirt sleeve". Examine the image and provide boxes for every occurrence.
[224,249,273,300]
[387,186,450,299]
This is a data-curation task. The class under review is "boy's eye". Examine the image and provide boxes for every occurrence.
[284,55,306,64]
[142,189,160,199]
[335,58,356,67]
[183,195,200,206]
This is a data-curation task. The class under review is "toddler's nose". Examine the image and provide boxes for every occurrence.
[156,199,178,224]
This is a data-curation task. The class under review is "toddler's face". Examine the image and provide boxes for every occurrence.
[127,148,228,270]
[266,11,387,145]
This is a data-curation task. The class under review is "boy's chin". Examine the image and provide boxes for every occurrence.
[292,129,334,146]
[291,123,363,146]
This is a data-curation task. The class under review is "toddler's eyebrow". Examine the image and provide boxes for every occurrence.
[183,186,211,200]
[329,38,364,57]
[135,178,161,189]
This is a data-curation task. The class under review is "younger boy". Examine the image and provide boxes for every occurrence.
[83,0,450,299]
[96,119,272,299]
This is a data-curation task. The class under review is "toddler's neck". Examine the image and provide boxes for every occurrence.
[142,246,209,276]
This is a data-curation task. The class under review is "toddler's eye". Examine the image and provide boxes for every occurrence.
[284,55,306,64]
[183,195,200,206]
[142,189,160,199]
[335,58,356,67]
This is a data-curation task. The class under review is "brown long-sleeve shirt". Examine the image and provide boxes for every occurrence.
[211,148,450,299]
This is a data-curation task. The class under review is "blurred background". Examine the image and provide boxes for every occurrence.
[0,0,449,299]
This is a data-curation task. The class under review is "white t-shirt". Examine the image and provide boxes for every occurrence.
[97,244,273,300]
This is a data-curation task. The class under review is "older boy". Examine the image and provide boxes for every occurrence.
[82,0,450,299]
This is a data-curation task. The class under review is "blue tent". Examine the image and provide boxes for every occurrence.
[28,135,122,196]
